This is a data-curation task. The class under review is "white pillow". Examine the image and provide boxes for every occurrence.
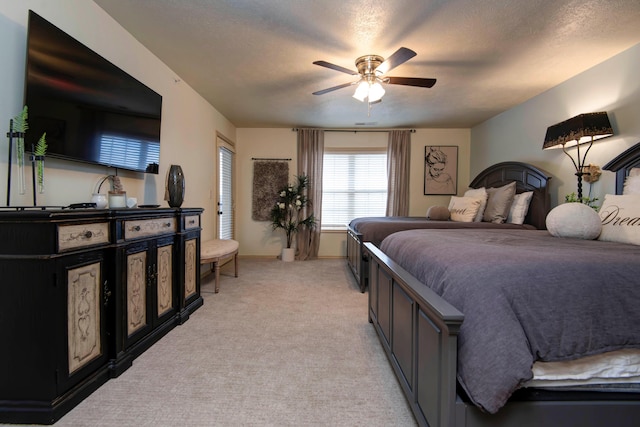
[507,191,534,225]
[448,196,482,222]
[598,194,640,245]
[623,174,640,195]
[463,187,488,222]
[546,203,602,240]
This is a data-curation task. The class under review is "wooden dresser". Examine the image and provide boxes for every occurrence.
[0,207,203,424]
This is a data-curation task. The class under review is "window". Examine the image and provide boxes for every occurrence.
[322,149,387,229]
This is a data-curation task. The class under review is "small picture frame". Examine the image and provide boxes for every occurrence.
[424,146,458,195]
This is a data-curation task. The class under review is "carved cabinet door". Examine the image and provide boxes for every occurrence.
[155,243,174,318]
[123,235,177,349]
[58,251,109,394]
[183,237,198,301]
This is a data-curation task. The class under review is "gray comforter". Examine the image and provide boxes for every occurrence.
[379,229,640,413]
[349,216,534,247]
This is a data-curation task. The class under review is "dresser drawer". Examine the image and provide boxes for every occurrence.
[184,215,200,230]
[124,217,176,240]
[58,222,110,252]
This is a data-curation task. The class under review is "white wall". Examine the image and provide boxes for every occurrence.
[236,128,470,257]
[0,0,236,241]
[471,43,640,207]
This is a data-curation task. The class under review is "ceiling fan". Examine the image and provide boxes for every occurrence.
[312,47,436,103]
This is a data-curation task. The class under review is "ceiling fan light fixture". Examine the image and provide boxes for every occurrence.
[352,80,386,103]
[352,80,369,102]
[368,82,385,102]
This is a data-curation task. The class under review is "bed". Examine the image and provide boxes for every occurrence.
[347,161,551,292]
[364,143,640,427]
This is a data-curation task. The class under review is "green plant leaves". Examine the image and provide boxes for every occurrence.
[12,105,28,133]
[35,132,47,156]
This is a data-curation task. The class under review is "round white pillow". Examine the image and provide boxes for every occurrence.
[546,202,602,239]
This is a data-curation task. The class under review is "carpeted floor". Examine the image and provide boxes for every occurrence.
[22,258,416,426]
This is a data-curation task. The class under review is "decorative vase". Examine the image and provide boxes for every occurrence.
[166,164,185,207]
[34,155,45,194]
[91,193,108,209]
[281,247,295,262]
[16,137,26,195]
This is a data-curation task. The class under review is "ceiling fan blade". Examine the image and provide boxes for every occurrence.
[312,81,355,95]
[386,77,437,88]
[312,60,358,75]
[376,47,417,75]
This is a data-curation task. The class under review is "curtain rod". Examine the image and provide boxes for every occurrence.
[291,128,415,133]
[251,157,291,161]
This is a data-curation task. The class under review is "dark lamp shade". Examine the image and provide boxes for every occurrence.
[543,112,613,150]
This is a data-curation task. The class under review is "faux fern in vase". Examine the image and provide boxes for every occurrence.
[33,133,47,194]
[11,106,28,195]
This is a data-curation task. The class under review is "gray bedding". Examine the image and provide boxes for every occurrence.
[349,216,534,247]
[379,229,640,413]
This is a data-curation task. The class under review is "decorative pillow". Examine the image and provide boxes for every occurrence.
[546,203,602,240]
[448,196,482,222]
[623,174,640,195]
[463,187,488,222]
[598,194,640,245]
[483,181,516,224]
[426,205,450,221]
[507,191,534,225]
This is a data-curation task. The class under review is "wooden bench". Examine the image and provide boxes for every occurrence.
[200,239,239,293]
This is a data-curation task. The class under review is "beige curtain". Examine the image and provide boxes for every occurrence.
[296,129,324,260]
[386,130,411,216]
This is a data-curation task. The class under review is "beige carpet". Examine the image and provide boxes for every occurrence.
[26,258,416,426]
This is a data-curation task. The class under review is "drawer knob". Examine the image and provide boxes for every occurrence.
[84,230,93,239]
[188,219,195,225]
[164,222,171,227]
[133,225,141,231]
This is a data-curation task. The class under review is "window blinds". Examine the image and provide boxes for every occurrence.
[322,151,387,229]
[219,146,234,239]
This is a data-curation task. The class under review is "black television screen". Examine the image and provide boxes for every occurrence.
[24,10,162,174]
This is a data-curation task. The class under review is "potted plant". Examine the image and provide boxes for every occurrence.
[565,192,599,211]
[270,175,316,261]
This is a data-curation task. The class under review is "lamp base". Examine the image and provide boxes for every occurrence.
[575,171,585,201]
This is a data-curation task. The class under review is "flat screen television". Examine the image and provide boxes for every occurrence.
[24,10,162,174]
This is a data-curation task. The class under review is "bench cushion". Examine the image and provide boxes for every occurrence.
[201,239,239,262]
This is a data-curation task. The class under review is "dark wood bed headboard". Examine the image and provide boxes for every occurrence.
[469,161,552,230]
[603,142,640,195]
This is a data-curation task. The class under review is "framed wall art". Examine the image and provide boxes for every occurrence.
[424,145,458,195]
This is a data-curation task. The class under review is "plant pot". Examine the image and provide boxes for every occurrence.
[281,248,295,262]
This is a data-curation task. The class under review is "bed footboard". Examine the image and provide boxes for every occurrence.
[365,242,640,427]
[365,242,463,427]
[347,226,368,292]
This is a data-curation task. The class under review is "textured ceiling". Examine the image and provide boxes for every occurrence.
[93,0,640,129]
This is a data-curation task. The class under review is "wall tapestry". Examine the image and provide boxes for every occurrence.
[252,161,289,221]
